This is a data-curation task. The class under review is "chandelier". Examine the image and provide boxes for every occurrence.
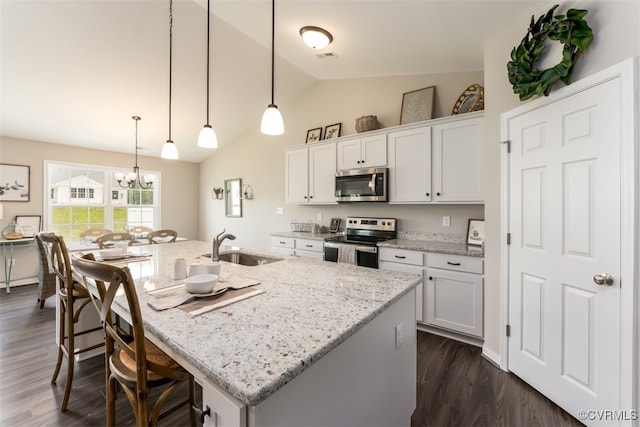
[115,116,154,189]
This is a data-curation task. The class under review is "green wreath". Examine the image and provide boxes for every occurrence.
[507,4,594,101]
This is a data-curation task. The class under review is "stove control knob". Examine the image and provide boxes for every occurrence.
[381,221,386,225]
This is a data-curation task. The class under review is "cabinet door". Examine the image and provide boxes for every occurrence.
[285,148,309,204]
[379,260,424,323]
[425,268,483,337]
[387,126,431,203]
[336,138,362,170]
[361,134,387,167]
[309,143,337,204]
[432,117,483,202]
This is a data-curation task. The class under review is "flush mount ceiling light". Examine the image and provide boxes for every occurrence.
[260,0,284,136]
[299,26,333,49]
[116,116,155,189]
[161,0,179,160]
[198,0,218,149]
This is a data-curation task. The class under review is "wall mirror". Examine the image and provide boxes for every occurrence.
[225,178,242,218]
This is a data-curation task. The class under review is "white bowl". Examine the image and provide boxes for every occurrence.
[184,274,218,294]
[99,248,123,258]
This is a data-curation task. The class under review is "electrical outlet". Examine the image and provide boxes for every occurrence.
[276,207,284,215]
[442,216,451,227]
[317,212,322,222]
[10,258,16,266]
[395,323,403,350]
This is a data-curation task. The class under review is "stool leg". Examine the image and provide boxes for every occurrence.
[50,298,65,385]
[60,299,75,412]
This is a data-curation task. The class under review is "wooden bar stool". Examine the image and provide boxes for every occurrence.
[39,232,104,411]
[147,229,178,244]
[73,255,196,426]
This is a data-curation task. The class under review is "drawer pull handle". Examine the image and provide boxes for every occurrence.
[394,255,406,259]
[279,241,286,244]
[306,244,313,247]
[429,276,433,280]
[447,262,461,266]
[193,405,211,423]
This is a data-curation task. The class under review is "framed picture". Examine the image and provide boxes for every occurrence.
[15,215,41,237]
[306,127,322,144]
[466,219,485,246]
[324,123,342,140]
[0,163,30,202]
[400,86,435,125]
[329,217,341,232]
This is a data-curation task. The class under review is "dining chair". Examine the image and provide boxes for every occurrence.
[96,232,134,248]
[35,232,57,308]
[128,225,153,238]
[79,228,112,240]
[39,232,104,411]
[147,229,178,244]
[72,255,196,427]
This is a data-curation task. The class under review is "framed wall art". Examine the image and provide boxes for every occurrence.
[0,163,30,202]
[324,123,342,140]
[466,219,485,246]
[400,86,435,125]
[306,127,322,144]
[15,215,41,237]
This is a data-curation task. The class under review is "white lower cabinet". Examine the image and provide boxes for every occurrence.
[379,247,484,339]
[379,248,424,322]
[270,236,323,259]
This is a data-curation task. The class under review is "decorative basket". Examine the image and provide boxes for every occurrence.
[291,220,313,233]
[355,115,379,133]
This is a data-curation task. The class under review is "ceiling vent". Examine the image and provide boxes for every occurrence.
[315,52,339,60]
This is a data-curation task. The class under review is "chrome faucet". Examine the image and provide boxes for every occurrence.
[211,229,236,261]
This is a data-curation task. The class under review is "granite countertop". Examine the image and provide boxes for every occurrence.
[378,239,484,257]
[270,231,336,240]
[108,241,420,406]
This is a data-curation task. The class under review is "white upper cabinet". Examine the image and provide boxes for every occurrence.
[432,116,483,202]
[285,142,337,204]
[337,134,387,170]
[387,126,432,203]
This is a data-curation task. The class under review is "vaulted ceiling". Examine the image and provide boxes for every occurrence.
[1,0,542,162]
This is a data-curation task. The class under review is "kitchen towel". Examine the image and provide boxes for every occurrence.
[337,244,356,264]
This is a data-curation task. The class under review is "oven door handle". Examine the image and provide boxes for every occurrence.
[355,246,377,253]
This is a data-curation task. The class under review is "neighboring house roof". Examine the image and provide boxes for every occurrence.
[52,175,104,188]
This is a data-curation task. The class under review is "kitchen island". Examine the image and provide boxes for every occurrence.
[80,240,420,426]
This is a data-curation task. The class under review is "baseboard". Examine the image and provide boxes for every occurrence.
[481,344,503,369]
[5,277,38,288]
[416,323,484,347]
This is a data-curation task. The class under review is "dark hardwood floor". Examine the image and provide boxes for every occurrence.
[1,284,583,427]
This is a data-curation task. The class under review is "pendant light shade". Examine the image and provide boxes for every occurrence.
[261,104,284,135]
[198,0,218,149]
[161,0,179,160]
[261,0,284,136]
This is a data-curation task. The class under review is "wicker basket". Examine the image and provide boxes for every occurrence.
[355,115,379,133]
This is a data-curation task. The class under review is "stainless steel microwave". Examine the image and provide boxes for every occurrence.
[335,167,387,202]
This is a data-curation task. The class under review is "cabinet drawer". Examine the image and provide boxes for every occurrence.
[426,253,483,274]
[295,239,323,253]
[270,236,295,249]
[379,248,424,266]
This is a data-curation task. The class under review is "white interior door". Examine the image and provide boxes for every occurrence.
[506,77,623,425]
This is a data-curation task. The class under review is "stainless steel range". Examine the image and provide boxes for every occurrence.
[324,217,397,268]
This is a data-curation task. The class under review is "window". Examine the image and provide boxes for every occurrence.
[45,161,161,243]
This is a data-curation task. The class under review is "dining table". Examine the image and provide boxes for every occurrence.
[73,239,420,427]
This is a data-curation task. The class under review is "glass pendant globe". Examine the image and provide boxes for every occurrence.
[260,105,284,135]
[161,141,179,159]
[198,125,218,148]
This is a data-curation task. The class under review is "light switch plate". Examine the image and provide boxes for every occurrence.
[442,216,451,227]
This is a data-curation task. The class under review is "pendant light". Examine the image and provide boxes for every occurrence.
[161,0,179,159]
[116,116,155,189]
[197,0,218,148]
[260,0,284,136]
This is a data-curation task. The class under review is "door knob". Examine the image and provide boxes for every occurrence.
[593,273,614,286]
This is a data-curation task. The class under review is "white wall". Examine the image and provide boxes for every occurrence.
[482,0,640,364]
[198,71,485,250]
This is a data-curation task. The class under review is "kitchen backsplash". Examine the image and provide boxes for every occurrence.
[397,231,466,244]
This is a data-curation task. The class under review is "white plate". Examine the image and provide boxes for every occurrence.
[101,253,129,260]
[190,287,228,298]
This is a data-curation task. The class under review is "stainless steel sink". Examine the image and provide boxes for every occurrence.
[203,251,283,266]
